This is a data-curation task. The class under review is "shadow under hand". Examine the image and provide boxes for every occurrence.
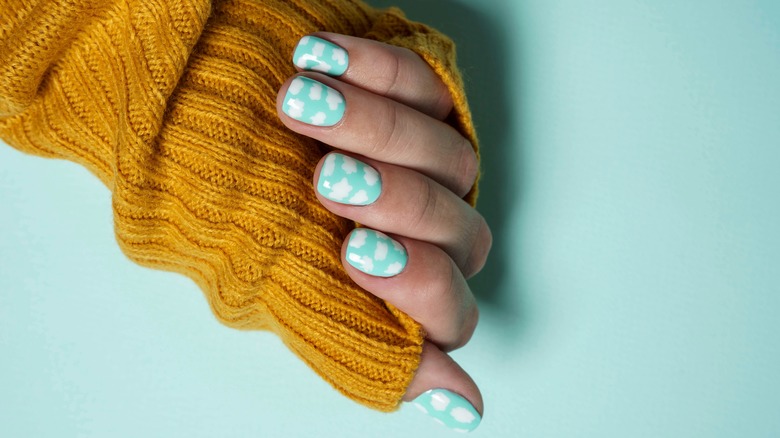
[368,0,525,338]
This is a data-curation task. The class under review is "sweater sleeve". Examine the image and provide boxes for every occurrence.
[0,0,478,412]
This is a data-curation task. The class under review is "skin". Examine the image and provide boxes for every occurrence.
[276,32,491,416]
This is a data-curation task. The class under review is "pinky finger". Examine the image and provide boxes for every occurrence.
[404,341,483,433]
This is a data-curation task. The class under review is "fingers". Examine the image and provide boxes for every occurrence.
[292,32,454,120]
[404,341,483,432]
[277,73,477,198]
[315,153,491,278]
[341,230,478,352]
[283,33,487,432]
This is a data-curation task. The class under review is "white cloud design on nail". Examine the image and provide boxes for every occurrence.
[363,165,379,186]
[296,54,330,71]
[310,112,327,125]
[311,61,332,73]
[374,241,388,261]
[286,98,305,118]
[384,262,403,276]
[312,41,325,57]
[451,407,476,424]
[349,190,368,204]
[341,156,357,174]
[349,229,367,248]
[332,48,347,65]
[289,77,304,95]
[360,255,374,272]
[326,89,343,110]
[309,83,323,100]
[328,177,352,200]
[348,253,363,266]
[323,154,336,177]
[431,392,450,411]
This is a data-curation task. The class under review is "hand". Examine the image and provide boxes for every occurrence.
[276,33,491,432]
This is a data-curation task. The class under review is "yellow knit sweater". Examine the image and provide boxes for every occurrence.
[0,0,478,411]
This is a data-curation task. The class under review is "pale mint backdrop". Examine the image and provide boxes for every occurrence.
[2,1,779,436]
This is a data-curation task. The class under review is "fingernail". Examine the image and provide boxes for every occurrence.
[411,389,482,433]
[345,229,407,277]
[282,76,345,126]
[317,153,381,205]
[293,35,349,76]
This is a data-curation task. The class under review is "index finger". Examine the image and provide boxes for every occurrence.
[292,32,454,120]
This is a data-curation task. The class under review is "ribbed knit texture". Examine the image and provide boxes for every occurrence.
[0,0,478,411]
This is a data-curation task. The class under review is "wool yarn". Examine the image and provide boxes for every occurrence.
[0,0,478,411]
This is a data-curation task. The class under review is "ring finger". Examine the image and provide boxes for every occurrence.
[314,152,491,278]
[276,73,478,198]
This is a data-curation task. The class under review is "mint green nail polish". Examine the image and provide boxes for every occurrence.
[317,153,381,205]
[293,36,349,76]
[345,229,407,277]
[283,76,345,126]
[411,389,481,433]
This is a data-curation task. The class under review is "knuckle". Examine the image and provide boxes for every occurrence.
[375,46,404,97]
[450,304,479,351]
[431,84,455,120]
[462,215,492,279]
[407,176,440,233]
[419,249,457,309]
[365,98,403,159]
[450,136,479,197]
[414,244,479,353]
[382,46,453,119]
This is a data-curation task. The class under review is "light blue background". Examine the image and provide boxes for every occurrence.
[2,1,779,436]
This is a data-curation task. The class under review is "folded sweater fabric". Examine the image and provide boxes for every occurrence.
[0,0,478,411]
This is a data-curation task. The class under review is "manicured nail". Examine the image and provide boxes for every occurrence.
[345,229,407,277]
[293,36,349,76]
[283,76,345,126]
[317,153,381,205]
[411,389,481,433]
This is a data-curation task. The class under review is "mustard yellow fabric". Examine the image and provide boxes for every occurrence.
[0,0,478,411]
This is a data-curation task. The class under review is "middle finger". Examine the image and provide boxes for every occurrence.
[276,73,478,198]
